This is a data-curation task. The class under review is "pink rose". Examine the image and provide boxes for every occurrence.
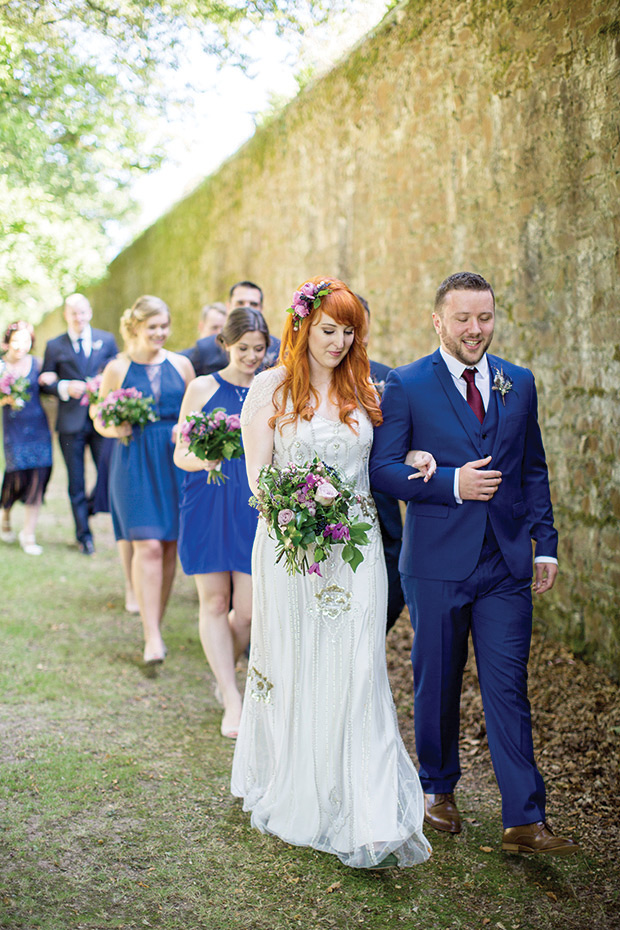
[292,297,310,318]
[277,509,295,526]
[315,482,339,506]
[226,414,241,430]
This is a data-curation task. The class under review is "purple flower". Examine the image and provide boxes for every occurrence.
[315,481,339,506]
[292,295,310,318]
[226,414,241,430]
[308,562,322,576]
[323,522,350,541]
[277,509,294,526]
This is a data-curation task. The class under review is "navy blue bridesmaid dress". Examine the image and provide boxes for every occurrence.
[178,372,258,575]
[109,358,185,541]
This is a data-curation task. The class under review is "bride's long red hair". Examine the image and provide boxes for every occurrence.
[270,276,382,431]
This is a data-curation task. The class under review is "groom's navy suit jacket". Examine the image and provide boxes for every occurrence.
[369,349,558,581]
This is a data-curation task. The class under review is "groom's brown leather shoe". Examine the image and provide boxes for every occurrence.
[424,793,461,833]
[502,821,579,856]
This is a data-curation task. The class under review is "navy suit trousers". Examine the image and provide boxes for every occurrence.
[401,539,546,828]
[59,423,106,543]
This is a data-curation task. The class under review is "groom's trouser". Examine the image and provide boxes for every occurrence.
[400,538,546,828]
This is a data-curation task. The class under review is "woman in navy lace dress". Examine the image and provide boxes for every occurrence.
[1,321,53,555]
[174,307,269,738]
[94,296,194,665]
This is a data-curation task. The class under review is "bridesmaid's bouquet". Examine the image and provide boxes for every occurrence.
[179,408,243,485]
[80,374,103,406]
[97,387,158,445]
[0,369,31,409]
[250,456,372,576]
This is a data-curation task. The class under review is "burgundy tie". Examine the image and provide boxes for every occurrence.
[462,368,484,423]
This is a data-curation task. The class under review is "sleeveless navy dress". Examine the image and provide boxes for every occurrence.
[109,358,185,541]
[1,357,53,508]
[178,372,258,575]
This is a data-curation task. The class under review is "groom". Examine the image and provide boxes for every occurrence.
[369,271,577,855]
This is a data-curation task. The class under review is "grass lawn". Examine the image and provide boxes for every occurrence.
[0,453,618,930]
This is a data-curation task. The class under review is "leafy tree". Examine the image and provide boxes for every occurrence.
[0,0,345,328]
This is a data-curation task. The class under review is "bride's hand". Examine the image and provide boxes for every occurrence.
[405,450,436,483]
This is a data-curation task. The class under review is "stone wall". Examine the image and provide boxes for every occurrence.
[82,0,620,675]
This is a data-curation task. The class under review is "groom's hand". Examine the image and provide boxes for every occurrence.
[459,456,502,500]
[533,561,558,595]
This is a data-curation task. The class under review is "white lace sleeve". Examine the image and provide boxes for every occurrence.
[241,367,285,426]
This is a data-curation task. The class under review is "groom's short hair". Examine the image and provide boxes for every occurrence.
[434,272,495,313]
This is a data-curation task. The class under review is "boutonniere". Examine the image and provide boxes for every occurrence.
[492,366,513,405]
[92,340,103,351]
[371,377,386,396]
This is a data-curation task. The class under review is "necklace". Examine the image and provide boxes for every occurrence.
[232,383,249,406]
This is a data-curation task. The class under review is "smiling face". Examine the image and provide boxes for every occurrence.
[7,329,33,362]
[225,329,267,376]
[64,297,92,335]
[229,285,262,312]
[135,311,171,353]
[307,310,355,376]
[432,288,495,366]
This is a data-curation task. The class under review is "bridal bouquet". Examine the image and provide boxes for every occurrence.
[80,374,103,406]
[0,369,31,409]
[179,408,243,484]
[250,456,372,576]
[97,387,158,445]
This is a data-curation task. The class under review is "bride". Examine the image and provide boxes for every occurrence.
[231,277,432,869]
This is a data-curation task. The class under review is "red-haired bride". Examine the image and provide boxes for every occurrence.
[231,277,433,870]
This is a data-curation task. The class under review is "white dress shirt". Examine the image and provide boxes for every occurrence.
[57,325,93,402]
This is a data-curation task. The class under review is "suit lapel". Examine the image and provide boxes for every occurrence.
[487,355,508,459]
[431,349,482,451]
[86,330,106,376]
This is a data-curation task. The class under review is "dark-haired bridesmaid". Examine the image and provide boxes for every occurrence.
[174,307,270,739]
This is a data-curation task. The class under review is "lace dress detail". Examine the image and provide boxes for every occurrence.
[231,372,431,869]
[239,366,284,425]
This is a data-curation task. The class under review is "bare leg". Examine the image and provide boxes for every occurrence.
[132,538,166,662]
[22,502,41,538]
[18,502,43,555]
[160,541,177,622]
[230,571,252,662]
[117,540,139,613]
[195,572,248,737]
[1,506,14,541]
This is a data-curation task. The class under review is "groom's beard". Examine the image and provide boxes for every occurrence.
[440,330,494,366]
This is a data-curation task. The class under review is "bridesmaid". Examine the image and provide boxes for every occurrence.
[94,296,194,664]
[1,321,53,555]
[174,307,270,738]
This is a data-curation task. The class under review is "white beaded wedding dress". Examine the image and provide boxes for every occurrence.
[231,368,431,869]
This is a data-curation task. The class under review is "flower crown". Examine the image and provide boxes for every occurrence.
[286,280,332,330]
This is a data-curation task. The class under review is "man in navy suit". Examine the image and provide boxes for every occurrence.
[41,293,118,554]
[181,281,280,376]
[370,272,577,855]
